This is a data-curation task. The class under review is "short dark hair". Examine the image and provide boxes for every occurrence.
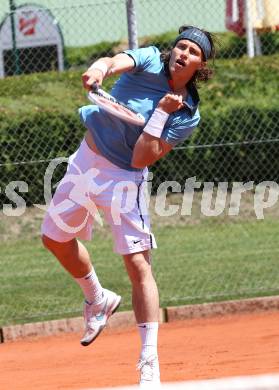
[160,25,216,88]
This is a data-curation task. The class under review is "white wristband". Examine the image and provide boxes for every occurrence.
[88,61,108,76]
[143,108,169,138]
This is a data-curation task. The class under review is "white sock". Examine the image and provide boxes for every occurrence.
[138,322,159,359]
[75,268,103,305]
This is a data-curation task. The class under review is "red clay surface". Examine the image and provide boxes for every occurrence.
[1,311,279,390]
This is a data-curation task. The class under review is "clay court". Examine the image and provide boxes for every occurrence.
[1,310,279,390]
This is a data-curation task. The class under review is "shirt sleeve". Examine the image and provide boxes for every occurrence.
[123,46,160,72]
[161,110,200,147]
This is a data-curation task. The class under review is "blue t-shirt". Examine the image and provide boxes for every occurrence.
[79,46,200,171]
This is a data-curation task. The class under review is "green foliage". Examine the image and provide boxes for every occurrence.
[0,71,118,206]
[53,30,279,69]
[0,45,279,205]
[214,32,247,58]
[216,31,279,58]
[259,31,279,55]
[139,30,177,51]
[151,105,279,190]
[0,111,82,206]
[139,30,279,59]
[65,40,121,69]
[150,53,279,187]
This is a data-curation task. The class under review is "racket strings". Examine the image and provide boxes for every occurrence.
[88,87,145,125]
[94,91,140,115]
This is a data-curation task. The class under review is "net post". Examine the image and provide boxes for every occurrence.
[126,0,138,50]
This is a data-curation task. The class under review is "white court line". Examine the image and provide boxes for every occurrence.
[83,374,279,390]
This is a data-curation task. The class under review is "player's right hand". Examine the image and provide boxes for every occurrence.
[157,93,184,114]
[82,69,104,91]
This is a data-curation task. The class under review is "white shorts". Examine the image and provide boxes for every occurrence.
[41,140,157,255]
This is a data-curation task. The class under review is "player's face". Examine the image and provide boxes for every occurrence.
[169,39,204,79]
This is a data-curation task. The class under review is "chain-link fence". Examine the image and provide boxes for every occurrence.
[1,0,279,326]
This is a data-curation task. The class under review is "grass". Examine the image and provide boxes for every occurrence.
[1,210,279,326]
[155,219,279,306]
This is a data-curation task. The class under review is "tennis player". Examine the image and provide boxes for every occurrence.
[41,25,215,388]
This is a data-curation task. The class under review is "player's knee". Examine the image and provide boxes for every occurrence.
[41,234,70,255]
[123,251,153,285]
[41,234,56,252]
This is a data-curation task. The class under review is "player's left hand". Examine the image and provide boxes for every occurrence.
[157,93,184,114]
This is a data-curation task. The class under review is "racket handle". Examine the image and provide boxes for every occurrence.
[91,81,99,92]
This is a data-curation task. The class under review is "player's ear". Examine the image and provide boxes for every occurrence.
[199,61,207,70]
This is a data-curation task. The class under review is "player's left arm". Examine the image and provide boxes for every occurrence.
[131,133,173,168]
[132,111,199,168]
[132,92,192,168]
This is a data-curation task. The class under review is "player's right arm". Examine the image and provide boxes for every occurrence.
[82,54,135,90]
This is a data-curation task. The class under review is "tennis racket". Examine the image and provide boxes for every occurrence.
[87,83,145,126]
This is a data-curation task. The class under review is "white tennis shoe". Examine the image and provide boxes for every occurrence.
[80,288,121,346]
[137,354,161,388]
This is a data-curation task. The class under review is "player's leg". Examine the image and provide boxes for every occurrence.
[41,235,92,277]
[123,251,160,386]
[102,208,160,384]
[41,139,121,346]
[41,235,103,303]
[41,234,121,346]
[123,250,159,323]
[97,163,160,385]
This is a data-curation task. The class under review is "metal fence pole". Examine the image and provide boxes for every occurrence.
[9,0,21,74]
[244,0,255,58]
[126,0,138,50]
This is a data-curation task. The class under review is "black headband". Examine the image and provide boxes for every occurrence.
[173,27,212,60]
